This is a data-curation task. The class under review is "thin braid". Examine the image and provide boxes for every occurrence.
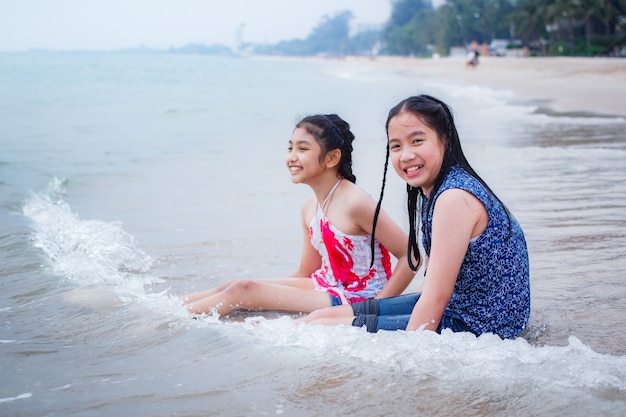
[323,114,343,142]
[406,186,423,272]
[325,114,356,183]
[369,142,390,268]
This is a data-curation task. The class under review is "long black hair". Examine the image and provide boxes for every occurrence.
[295,114,356,183]
[370,95,511,271]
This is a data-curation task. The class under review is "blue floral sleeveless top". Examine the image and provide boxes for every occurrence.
[421,166,530,339]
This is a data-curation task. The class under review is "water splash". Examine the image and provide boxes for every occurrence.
[235,315,626,393]
[23,177,154,286]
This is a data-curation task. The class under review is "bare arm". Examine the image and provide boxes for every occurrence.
[288,196,322,278]
[406,189,487,331]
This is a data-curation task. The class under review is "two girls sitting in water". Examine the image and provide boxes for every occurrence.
[181,114,416,316]
[181,95,531,340]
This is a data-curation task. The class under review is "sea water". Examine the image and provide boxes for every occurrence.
[1,53,625,416]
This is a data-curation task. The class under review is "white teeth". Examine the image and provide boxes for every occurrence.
[289,166,301,172]
[406,166,422,173]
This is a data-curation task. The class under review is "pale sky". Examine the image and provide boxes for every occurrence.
[0,0,392,51]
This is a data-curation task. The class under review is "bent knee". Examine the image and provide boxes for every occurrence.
[224,279,257,294]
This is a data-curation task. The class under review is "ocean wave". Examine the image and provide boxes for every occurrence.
[0,393,32,404]
[22,178,154,286]
[232,315,626,393]
[424,79,626,126]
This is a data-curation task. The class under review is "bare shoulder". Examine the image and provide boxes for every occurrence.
[437,188,485,212]
[340,184,378,228]
[344,183,377,213]
[435,189,488,235]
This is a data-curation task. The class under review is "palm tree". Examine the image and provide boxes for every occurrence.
[570,0,625,54]
[545,0,578,53]
[506,0,550,53]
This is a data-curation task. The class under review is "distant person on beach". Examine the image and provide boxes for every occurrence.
[181,114,416,316]
[466,40,480,68]
[299,95,531,339]
[465,48,479,68]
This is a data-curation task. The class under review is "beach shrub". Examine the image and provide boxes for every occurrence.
[549,41,570,56]
[588,35,621,55]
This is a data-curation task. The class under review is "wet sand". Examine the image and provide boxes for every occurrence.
[352,55,626,117]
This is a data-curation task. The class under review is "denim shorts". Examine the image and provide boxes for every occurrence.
[351,293,473,334]
[328,294,343,307]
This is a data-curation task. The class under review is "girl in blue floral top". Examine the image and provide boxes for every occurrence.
[300,95,530,339]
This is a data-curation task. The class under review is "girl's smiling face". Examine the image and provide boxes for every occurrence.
[387,111,445,196]
[286,127,325,184]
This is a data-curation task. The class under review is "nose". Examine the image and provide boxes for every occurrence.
[400,147,415,162]
[286,148,297,163]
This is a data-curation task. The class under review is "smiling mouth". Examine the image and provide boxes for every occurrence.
[405,165,423,174]
[289,166,302,173]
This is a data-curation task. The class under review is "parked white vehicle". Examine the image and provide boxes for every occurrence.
[489,39,509,56]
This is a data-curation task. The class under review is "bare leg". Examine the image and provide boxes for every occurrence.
[296,304,355,325]
[184,278,331,316]
[180,278,311,304]
[180,279,238,304]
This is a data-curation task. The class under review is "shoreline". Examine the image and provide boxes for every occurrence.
[357,56,626,118]
[257,55,626,118]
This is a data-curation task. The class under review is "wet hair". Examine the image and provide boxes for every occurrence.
[370,94,511,271]
[295,114,356,183]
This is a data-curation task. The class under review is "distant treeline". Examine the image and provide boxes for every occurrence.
[250,0,626,57]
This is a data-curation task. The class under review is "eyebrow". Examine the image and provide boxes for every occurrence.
[290,139,313,146]
[388,130,427,141]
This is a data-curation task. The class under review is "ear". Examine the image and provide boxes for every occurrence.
[324,149,341,169]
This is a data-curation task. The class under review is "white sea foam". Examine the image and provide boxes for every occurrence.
[21,178,193,324]
[0,393,32,404]
[23,178,154,285]
[231,315,626,392]
[424,79,626,125]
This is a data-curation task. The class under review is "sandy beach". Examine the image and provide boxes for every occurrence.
[351,56,626,117]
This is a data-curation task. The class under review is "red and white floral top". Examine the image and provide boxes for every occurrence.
[308,209,392,305]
